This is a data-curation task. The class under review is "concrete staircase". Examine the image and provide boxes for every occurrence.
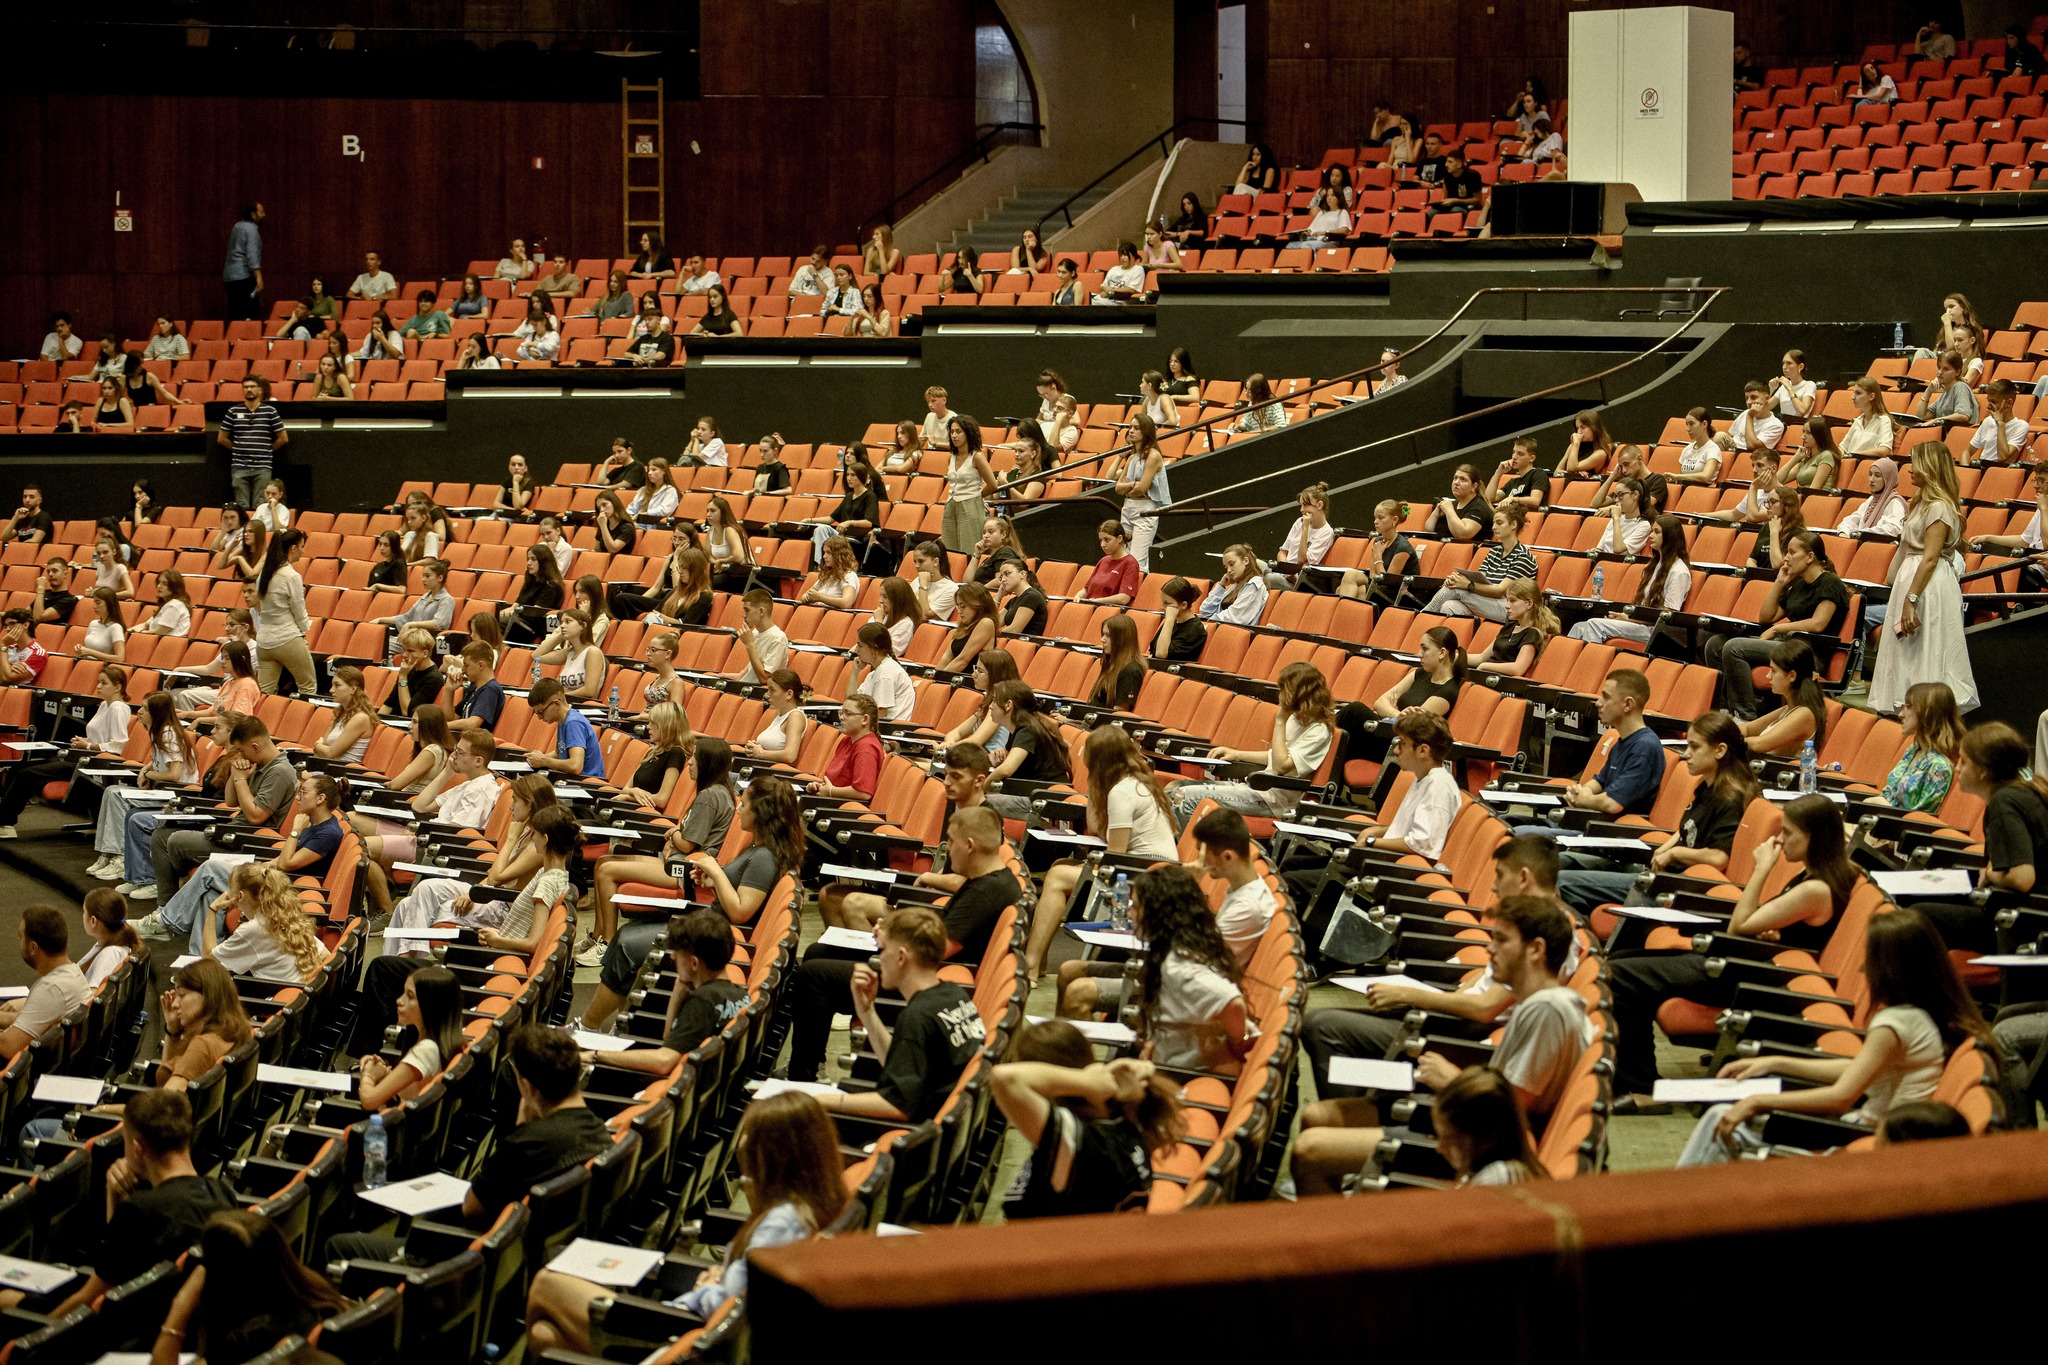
[942,184,1117,261]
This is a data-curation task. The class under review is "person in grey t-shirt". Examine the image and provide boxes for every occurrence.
[132,716,297,904]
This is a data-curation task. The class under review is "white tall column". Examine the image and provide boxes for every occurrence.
[1569,6,1733,203]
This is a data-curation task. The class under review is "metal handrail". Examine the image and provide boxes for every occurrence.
[1022,284,1732,508]
[855,122,1044,240]
[991,492,1264,532]
[1033,116,1250,237]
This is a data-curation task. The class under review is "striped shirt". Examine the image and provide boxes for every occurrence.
[220,402,284,470]
[1475,542,1538,585]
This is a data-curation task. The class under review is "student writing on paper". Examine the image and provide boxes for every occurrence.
[821,744,993,935]
[993,1020,1184,1219]
[0,1089,234,1316]
[584,909,747,1075]
[1302,836,1578,1101]
[1555,711,1757,919]
[1908,721,2048,955]
[1678,911,1989,1165]
[585,735,736,968]
[787,808,1018,1085]
[331,1026,611,1268]
[0,906,89,1060]
[1025,727,1178,981]
[1610,793,1857,1113]
[526,1090,845,1356]
[1293,899,1590,1197]
[1436,1066,1548,1187]
[583,778,801,1034]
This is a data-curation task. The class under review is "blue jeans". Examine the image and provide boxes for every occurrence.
[1677,1103,1770,1167]
[1168,779,1272,827]
[124,810,167,884]
[1557,868,1642,919]
[158,861,233,951]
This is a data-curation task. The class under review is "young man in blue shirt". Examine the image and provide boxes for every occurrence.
[525,678,606,780]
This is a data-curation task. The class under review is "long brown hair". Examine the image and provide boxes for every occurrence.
[1089,614,1143,706]
[1961,721,2048,805]
[1690,711,1762,809]
[1436,1066,1546,1183]
[878,576,923,631]
[82,888,141,955]
[1902,682,1964,768]
[1864,909,1992,1052]
[195,1210,348,1356]
[1780,793,1858,912]
[1013,1019,1186,1158]
[743,775,806,878]
[142,690,195,775]
[659,547,711,619]
[991,681,1068,778]
[1276,660,1334,729]
[1083,724,1173,837]
[730,1093,848,1255]
[167,957,255,1048]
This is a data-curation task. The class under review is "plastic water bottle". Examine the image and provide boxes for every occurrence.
[1109,873,1132,932]
[1800,740,1818,794]
[1590,564,1606,600]
[530,660,543,689]
[1892,322,1905,350]
[607,685,620,723]
[364,1112,388,1189]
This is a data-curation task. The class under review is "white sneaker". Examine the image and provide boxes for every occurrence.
[127,883,159,902]
[0,826,16,840]
[84,856,110,877]
[93,860,125,882]
[133,913,174,939]
[574,938,608,968]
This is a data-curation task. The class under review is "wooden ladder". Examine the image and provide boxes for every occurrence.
[622,77,665,255]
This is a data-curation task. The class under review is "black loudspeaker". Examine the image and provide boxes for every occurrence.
[1489,181,1612,237]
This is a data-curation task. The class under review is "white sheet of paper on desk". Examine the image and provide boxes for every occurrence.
[353,805,416,823]
[91,1353,194,1365]
[876,1223,921,1237]
[359,1171,471,1216]
[1031,830,1106,847]
[393,862,469,881]
[817,926,878,952]
[581,826,640,839]
[1273,821,1350,842]
[554,785,591,800]
[1653,1077,1783,1103]
[1330,974,1430,998]
[32,1075,104,1106]
[1484,787,1561,806]
[488,761,533,772]
[1025,1014,1136,1045]
[1607,905,1720,925]
[1763,787,1846,804]
[3,742,59,753]
[0,1255,77,1296]
[205,852,256,868]
[170,955,200,969]
[388,927,459,941]
[258,1063,352,1092]
[574,1030,643,1051]
[1329,1056,1416,1091]
[1169,754,1232,767]
[106,788,178,801]
[749,1078,845,1101]
[1871,868,1973,897]
[154,813,215,823]
[547,1239,664,1289]
[1968,955,2048,968]
[1071,929,1146,951]
[614,892,684,910]
[1554,836,1653,852]
[821,862,896,884]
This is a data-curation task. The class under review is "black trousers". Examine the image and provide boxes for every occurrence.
[351,954,425,1055]
[224,276,261,322]
[1909,897,1995,955]
[785,954,859,1083]
[0,759,77,827]
[1608,949,1735,1095]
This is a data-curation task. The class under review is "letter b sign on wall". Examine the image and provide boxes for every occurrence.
[342,135,365,161]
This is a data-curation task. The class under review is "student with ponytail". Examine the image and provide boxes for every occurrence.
[1740,638,1827,757]
[1571,513,1691,647]
[1335,499,1416,603]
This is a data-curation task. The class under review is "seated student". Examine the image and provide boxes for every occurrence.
[1422,503,1537,620]
[1702,530,1848,720]
[1345,709,1462,859]
[868,576,923,658]
[199,864,327,983]
[1907,721,2048,955]
[1609,791,1853,1111]
[522,678,606,781]
[582,778,802,1033]
[908,540,958,624]
[1470,579,1558,678]
[1865,682,1963,816]
[527,1090,845,1356]
[584,908,749,1077]
[1589,475,1654,556]
[0,664,129,836]
[806,463,879,562]
[1550,668,1665,819]
[1087,614,1147,712]
[1555,410,1613,477]
[149,958,255,1092]
[446,640,506,734]
[1436,1066,1550,1186]
[993,1020,1185,1219]
[1198,544,1269,626]
[1738,638,1828,758]
[76,890,140,986]
[163,1208,351,1363]
[0,912,90,1064]
[1423,464,1492,542]
[1166,661,1334,824]
[824,744,994,933]
[1570,514,1690,648]
[1332,625,1464,769]
[352,727,501,918]
[1266,482,1336,590]
[1781,415,1844,491]
[1193,806,1279,968]
[355,963,465,1110]
[984,683,1071,819]
[1302,834,1567,1096]
[1027,725,1180,979]
[1333,499,1417,604]
[808,907,990,1121]
[1702,443,1782,528]
[789,819,1016,1088]
[807,695,886,802]
[1590,442,1668,520]
[138,770,338,946]
[1834,455,1908,538]
[1061,866,1249,1072]
[1730,379,1786,452]
[1291,897,1588,1196]
[1080,520,1142,607]
[1970,378,2029,465]
[1,1089,235,1317]
[1677,909,1985,1162]
[993,559,1050,637]
[1555,710,1756,918]
[1876,1100,1972,1146]
[850,622,917,724]
[1912,351,1980,430]
[1485,437,1549,512]
[1670,407,1726,485]
[583,739,737,966]
[933,584,1000,675]
[333,1025,612,1266]
[1152,576,1208,661]
[799,536,861,612]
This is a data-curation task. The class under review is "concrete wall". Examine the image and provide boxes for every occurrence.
[1047,140,1249,254]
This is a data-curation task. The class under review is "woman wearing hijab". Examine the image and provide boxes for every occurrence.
[1833,457,1906,539]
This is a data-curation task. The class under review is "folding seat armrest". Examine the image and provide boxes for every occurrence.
[1694,932,1814,965]
[1406,1034,1495,1069]
[1704,955,1836,989]
[401,1218,482,1265]
[1758,1109,1870,1151]
[697,1206,746,1248]
[585,1063,659,1096]
[588,1293,706,1346]
[230,1154,314,1199]
[1726,982,1857,1016]
[1584,818,1675,842]
[335,1259,417,1296]
[828,1112,926,1148]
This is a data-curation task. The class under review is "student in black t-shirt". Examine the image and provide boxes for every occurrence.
[1435,149,1483,211]
[587,909,748,1075]
[1485,436,1549,511]
[994,1019,1186,1220]
[988,682,1071,813]
[5,1089,235,1316]
[814,907,987,1124]
[32,557,77,624]
[1336,499,1419,605]
[994,559,1049,637]
[1423,463,1492,542]
[1914,722,2048,953]
[329,1026,612,1264]
[1336,625,1466,779]
[1152,576,1207,662]
[1703,530,1850,722]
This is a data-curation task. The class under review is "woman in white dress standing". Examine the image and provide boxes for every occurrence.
[1869,442,1976,715]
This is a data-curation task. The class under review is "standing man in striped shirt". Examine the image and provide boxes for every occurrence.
[218,378,287,509]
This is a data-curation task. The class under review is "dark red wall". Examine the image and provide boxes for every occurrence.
[3,0,975,352]
[1244,0,1923,165]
